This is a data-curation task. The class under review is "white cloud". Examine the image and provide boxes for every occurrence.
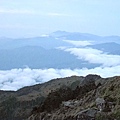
[0,8,71,17]
[64,47,120,67]
[64,40,93,46]
[0,66,120,91]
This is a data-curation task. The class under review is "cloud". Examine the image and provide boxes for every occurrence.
[0,66,120,91]
[0,43,119,91]
[0,8,71,17]
[63,47,120,67]
[64,40,93,46]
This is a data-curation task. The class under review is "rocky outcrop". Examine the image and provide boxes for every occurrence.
[31,78,97,113]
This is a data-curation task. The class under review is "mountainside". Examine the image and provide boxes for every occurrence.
[0,75,86,120]
[0,46,98,70]
[27,75,120,120]
[88,42,120,55]
[0,74,120,120]
[0,36,70,50]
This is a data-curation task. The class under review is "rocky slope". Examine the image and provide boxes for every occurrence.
[27,75,120,120]
[0,74,120,120]
[0,75,91,120]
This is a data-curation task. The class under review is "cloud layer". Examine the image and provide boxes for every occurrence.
[1,66,120,91]
[64,40,93,46]
[63,47,120,67]
[1,42,120,91]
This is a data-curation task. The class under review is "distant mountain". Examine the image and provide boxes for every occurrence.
[88,42,120,55]
[0,46,99,70]
[1,31,120,50]
[50,30,102,40]
[0,31,120,50]
[50,31,120,42]
[103,35,120,41]
[0,36,71,49]
[0,31,120,70]
[50,30,70,37]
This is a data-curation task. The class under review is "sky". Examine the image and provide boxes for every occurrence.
[0,0,120,38]
[0,0,120,91]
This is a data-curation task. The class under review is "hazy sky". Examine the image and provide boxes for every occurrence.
[0,0,120,38]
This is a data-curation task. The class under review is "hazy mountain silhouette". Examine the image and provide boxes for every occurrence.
[0,31,120,70]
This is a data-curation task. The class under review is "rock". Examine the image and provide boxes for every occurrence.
[96,98,105,105]
[95,97,116,112]
[62,100,80,108]
[95,97,105,112]
[81,74,101,86]
[76,108,97,120]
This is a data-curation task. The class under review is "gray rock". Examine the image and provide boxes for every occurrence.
[76,108,97,118]
[95,98,105,105]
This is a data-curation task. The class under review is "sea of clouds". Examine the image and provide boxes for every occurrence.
[0,66,120,91]
[1,40,120,91]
